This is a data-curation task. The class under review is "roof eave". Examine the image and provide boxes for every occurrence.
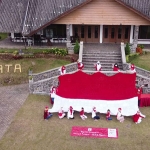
[115,0,150,22]
[27,0,93,36]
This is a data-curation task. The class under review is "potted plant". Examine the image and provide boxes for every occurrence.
[29,75,33,83]
[28,66,33,74]
[136,45,144,54]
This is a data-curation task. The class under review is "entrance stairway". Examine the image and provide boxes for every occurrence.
[82,43,123,71]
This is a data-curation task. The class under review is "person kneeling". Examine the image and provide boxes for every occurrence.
[44,106,53,120]
[133,110,146,124]
[106,109,112,121]
[117,108,124,123]
[58,107,66,119]
[67,106,74,119]
[80,107,87,120]
[92,107,100,121]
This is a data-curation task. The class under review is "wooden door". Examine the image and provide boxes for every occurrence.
[85,25,99,43]
[109,26,116,43]
[103,25,109,43]
[116,25,130,43]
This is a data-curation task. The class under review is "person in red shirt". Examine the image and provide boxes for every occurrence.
[80,107,87,120]
[44,106,53,120]
[106,109,112,121]
[133,110,146,124]
[77,60,84,70]
[112,63,120,72]
[58,107,66,119]
[59,66,66,75]
[137,85,144,106]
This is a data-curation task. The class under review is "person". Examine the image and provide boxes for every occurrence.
[58,107,66,119]
[59,66,66,75]
[67,106,74,119]
[77,60,84,70]
[94,61,102,71]
[133,110,146,124]
[80,107,87,120]
[117,108,124,123]
[44,106,53,120]
[50,86,56,104]
[106,109,112,120]
[137,85,144,106]
[92,107,100,121]
[112,63,120,71]
[130,63,136,72]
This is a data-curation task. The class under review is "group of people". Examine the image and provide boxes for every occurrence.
[58,60,136,75]
[44,106,146,124]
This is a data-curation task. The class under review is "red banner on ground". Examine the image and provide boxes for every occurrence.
[71,126,118,139]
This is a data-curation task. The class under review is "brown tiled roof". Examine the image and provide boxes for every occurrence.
[0,0,149,35]
[115,0,150,21]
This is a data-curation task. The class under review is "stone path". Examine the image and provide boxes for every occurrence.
[0,84,29,140]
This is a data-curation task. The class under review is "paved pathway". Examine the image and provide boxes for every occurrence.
[0,84,29,140]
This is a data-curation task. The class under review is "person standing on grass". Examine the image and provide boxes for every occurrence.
[44,106,53,120]
[80,107,87,120]
[106,109,112,121]
[67,106,74,119]
[58,107,66,119]
[92,107,100,121]
[117,108,124,123]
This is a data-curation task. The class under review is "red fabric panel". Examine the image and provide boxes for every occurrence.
[57,71,137,100]
[71,126,118,139]
[140,94,150,107]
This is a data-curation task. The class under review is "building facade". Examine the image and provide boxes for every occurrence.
[0,0,150,47]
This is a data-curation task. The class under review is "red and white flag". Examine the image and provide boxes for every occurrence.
[49,71,138,116]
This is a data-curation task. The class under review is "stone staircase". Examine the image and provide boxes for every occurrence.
[82,43,123,71]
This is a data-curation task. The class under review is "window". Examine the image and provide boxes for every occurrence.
[104,27,108,38]
[94,26,98,38]
[81,26,84,38]
[125,27,129,39]
[118,27,122,39]
[138,26,150,39]
[88,26,91,38]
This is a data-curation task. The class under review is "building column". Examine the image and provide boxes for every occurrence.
[129,25,134,44]
[100,25,103,43]
[70,24,73,36]
[66,24,71,47]
[132,25,139,53]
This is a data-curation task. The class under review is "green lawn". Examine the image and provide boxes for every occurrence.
[130,52,150,71]
[0,94,149,150]
[0,58,70,86]
[0,33,8,41]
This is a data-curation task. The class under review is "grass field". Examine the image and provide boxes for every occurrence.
[130,52,150,71]
[0,33,8,41]
[0,52,150,150]
[0,94,150,150]
[0,58,70,86]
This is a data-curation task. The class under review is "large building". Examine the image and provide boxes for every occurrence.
[0,0,150,47]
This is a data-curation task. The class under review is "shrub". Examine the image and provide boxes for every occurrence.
[74,40,80,54]
[127,53,139,62]
[125,43,130,55]
[136,45,144,54]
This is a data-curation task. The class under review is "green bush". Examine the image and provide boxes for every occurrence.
[127,53,139,62]
[74,40,80,54]
[137,44,144,49]
[125,43,130,55]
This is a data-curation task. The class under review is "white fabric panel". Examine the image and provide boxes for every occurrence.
[48,94,138,116]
